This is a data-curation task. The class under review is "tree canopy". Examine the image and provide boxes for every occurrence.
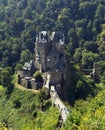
[0,0,104,71]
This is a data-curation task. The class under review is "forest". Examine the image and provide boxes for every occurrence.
[0,0,105,129]
[0,0,105,72]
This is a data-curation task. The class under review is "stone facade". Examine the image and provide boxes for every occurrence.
[18,75,43,89]
[22,60,35,77]
[34,31,65,72]
[17,60,43,89]
[18,31,66,91]
[34,31,66,88]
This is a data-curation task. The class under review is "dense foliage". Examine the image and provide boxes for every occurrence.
[0,66,12,87]
[0,86,59,130]
[33,71,43,82]
[1,0,105,129]
[66,64,99,105]
[62,84,105,130]
[0,0,105,74]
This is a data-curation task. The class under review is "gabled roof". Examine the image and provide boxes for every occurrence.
[23,62,31,70]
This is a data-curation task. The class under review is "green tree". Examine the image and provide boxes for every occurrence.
[68,28,78,53]
[37,89,47,109]
[1,67,12,87]
[20,49,33,64]
[83,41,98,53]
[73,48,82,63]
[81,51,99,69]
[75,80,86,98]
[15,63,23,72]
[101,71,105,84]
[16,17,24,33]
[79,1,96,19]
[33,71,43,82]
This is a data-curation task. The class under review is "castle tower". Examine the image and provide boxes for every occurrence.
[34,31,52,72]
[53,31,64,52]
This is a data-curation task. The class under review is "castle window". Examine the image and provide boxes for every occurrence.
[41,33,43,39]
[47,56,50,62]
[59,53,63,60]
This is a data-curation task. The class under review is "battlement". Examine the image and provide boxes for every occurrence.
[36,31,50,43]
[36,31,64,44]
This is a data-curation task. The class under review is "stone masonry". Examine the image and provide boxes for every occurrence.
[18,31,67,91]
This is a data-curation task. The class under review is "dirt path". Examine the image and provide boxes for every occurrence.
[44,73,69,123]
[15,83,40,94]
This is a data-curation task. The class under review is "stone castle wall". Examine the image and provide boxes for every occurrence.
[18,76,43,90]
[18,31,66,90]
[50,67,66,85]
[35,41,52,71]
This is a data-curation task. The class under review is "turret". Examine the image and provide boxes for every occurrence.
[34,31,52,71]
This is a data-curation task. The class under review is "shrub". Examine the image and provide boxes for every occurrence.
[33,71,43,82]
[13,99,21,108]
[75,80,86,98]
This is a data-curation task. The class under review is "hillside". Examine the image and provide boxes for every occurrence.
[0,0,105,129]
[62,83,105,130]
[0,85,60,130]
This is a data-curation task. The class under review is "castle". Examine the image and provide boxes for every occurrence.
[18,31,67,90]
